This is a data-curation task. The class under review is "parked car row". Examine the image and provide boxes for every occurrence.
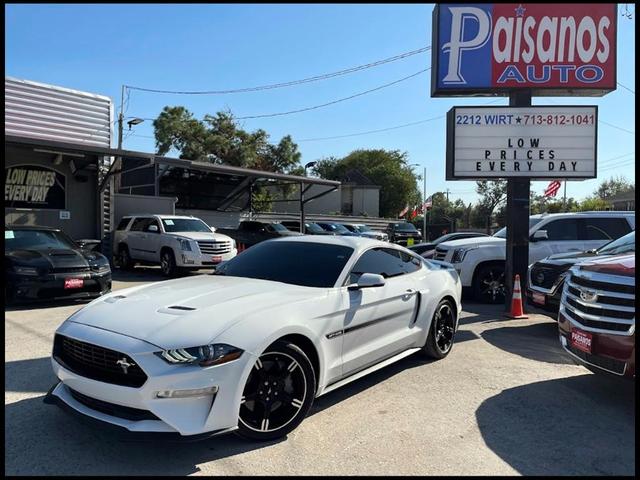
[431,211,635,304]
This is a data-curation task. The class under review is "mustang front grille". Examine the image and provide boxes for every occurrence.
[53,334,147,388]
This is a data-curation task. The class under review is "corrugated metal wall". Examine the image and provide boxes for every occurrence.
[5,76,113,147]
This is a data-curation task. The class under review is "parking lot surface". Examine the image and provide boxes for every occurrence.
[5,269,635,475]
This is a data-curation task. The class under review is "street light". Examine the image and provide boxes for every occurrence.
[304,161,317,176]
[127,118,144,129]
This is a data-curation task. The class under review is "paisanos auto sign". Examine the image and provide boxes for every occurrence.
[431,3,617,96]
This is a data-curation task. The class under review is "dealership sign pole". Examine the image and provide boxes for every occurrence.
[431,3,616,309]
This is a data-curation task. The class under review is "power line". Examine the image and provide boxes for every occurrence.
[617,82,635,94]
[235,68,429,120]
[126,46,431,95]
[598,151,635,165]
[299,98,502,142]
[598,119,635,135]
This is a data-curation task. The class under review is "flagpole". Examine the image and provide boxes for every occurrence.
[422,166,427,241]
[563,181,567,212]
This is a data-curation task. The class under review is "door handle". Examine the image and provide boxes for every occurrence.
[405,289,418,296]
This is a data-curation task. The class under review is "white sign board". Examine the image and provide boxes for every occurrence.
[59,210,71,220]
[446,106,597,180]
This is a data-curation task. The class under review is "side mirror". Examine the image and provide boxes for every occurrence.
[147,225,159,233]
[348,273,386,291]
[210,226,216,233]
[531,230,548,242]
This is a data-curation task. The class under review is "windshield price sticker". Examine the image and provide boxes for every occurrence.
[446,106,597,180]
[164,219,174,226]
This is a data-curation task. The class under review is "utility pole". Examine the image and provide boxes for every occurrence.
[117,85,125,150]
[445,188,450,202]
[563,181,567,212]
[422,166,427,241]
[504,90,532,310]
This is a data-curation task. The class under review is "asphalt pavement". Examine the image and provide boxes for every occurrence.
[4,269,635,475]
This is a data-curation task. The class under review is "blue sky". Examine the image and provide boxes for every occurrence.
[5,3,635,206]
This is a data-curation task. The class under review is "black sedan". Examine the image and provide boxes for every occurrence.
[409,232,490,258]
[526,230,635,313]
[5,226,112,305]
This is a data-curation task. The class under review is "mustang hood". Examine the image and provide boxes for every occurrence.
[69,275,321,349]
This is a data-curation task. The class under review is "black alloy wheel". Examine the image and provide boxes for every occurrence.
[422,299,456,359]
[237,341,316,441]
[474,264,506,304]
[160,250,177,277]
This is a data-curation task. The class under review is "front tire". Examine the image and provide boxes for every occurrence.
[236,341,316,441]
[473,264,506,304]
[117,245,134,271]
[421,299,457,359]
[160,249,177,277]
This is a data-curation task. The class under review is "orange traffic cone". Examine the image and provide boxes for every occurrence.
[506,274,528,319]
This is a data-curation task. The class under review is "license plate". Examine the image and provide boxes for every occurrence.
[532,292,546,305]
[212,255,223,263]
[407,238,414,246]
[64,278,84,289]
[570,328,592,354]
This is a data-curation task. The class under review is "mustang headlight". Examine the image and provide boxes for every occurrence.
[13,266,39,276]
[158,343,243,367]
[177,238,192,251]
[451,247,477,263]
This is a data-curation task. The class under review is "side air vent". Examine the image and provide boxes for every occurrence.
[168,305,196,311]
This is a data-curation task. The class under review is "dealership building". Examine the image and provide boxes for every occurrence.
[5,77,371,258]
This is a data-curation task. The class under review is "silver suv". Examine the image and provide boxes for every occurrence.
[113,214,237,276]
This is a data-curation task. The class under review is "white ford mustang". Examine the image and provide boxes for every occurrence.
[45,236,462,441]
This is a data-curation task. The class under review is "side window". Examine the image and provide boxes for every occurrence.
[542,219,579,241]
[116,218,131,231]
[147,219,161,231]
[349,248,406,284]
[398,251,422,274]
[582,218,632,240]
[130,218,150,232]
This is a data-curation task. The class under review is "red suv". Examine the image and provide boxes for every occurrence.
[558,254,635,379]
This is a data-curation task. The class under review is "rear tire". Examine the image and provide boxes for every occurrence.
[473,264,506,304]
[421,299,457,360]
[236,341,316,441]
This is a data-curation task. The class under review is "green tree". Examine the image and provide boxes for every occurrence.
[593,175,634,200]
[577,197,610,211]
[153,107,302,174]
[475,180,507,233]
[312,149,421,218]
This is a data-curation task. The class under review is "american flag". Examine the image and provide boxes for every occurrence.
[423,195,433,210]
[398,205,409,217]
[544,180,562,197]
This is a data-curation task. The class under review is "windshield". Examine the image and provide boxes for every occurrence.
[214,241,354,287]
[5,229,76,251]
[323,223,350,234]
[269,223,289,232]
[597,231,635,255]
[394,223,418,232]
[493,218,544,238]
[356,225,372,232]
[162,218,212,233]
[306,223,325,234]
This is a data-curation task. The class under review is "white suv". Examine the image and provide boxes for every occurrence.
[113,214,237,276]
[432,211,635,303]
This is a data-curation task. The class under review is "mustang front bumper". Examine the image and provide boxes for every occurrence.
[46,320,256,437]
